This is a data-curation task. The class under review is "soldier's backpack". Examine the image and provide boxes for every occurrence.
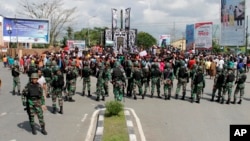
[27,83,41,97]
[163,70,172,79]
[151,69,161,77]
[66,71,76,80]
[133,70,142,80]
[217,74,225,84]
[12,69,20,77]
[238,75,247,84]
[194,72,203,84]
[52,75,65,88]
[43,68,52,78]
[112,67,123,79]
[82,67,90,77]
[226,73,235,82]
[178,67,188,78]
[28,67,37,77]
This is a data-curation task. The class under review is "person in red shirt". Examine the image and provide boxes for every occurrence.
[19,57,24,73]
[188,56,196,70]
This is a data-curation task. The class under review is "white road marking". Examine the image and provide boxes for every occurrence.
[0,112,7,117]
[9,139,16,141]
[81,114,88,122]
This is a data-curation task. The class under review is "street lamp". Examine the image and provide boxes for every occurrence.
[87,16,96,47]
[7,25,12,48]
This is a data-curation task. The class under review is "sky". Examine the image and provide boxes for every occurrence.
[0,0,249,41]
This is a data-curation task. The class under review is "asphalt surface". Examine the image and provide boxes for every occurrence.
[1,63,250,141]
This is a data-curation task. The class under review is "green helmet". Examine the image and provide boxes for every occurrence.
[30,73,39,79]
[52,60,57,66]
[54,66,60,72]
[46,61,51,66]
[198,66,203,71]
[134,62,139,67]
[114,61,120,67]
[180,60,185,66]
[98,62,103,67]
[239,68,245,73]
[164,63,171,69]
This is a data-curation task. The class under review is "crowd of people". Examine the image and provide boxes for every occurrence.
[1,47,249,135]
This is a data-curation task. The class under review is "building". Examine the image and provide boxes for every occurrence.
[171,38,186,51]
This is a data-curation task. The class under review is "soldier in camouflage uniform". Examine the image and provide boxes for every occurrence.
[131,62,143,100]
[175,60,189,100]
[211,68,224,102]
[192,66,205,103]
[190,64,198,99]
[162,63,174,100]
[42,62,53,98]
[150,63,162,98]
[27,63,38,82]
[81,61,92,97]
[141,62,150,99]
[65,62,78,102]
[103,62,111,97]
[96,62,105,101]
[233,68,247,104]
[125,59,133,97]
[221,66,235,104]
[12,64,21,95]
[51,67,65,114]
[21,73,47,135]
[112,61,127,101]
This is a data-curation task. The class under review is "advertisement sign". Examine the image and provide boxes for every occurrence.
[186,24,195,51]
[67,40,86,51]
[159,35,171,47]
[3,17,49,43]
[195,22,213,49]
[220,0,245,46]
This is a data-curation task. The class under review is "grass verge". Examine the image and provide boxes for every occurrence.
[102,110,129,141]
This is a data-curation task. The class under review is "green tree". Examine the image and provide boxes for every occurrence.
[136,32,157,49]
[212,40,221,54]
[66,26,74,40]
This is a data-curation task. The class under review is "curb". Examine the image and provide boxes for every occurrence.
[90,108,146,141]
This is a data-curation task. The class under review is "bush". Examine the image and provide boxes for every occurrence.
[105,101,124,116]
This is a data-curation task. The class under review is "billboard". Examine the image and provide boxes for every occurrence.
[195,22,213,49]
[186,24,195,51]
[220,0,245,46]
[3,17,49,43]
[67,40,86,51]
[159,35,171,47]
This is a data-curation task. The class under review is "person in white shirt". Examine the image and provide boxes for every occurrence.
[37,69,47,99]
[218,56,224,69]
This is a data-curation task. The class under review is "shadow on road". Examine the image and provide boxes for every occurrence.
[95,104,105,110]
[17,121,40,133]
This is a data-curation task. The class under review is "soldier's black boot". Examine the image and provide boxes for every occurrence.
[18,90,21,96]
[134,95,137,100]
[150,93,153,98]
[196,98,200,104]
[216,97,221,102]
[87,91,92,97]
[181,92,186,100]
[168,95,171,100]
[68,97,75,102]
[41,125,47,135]
[238,99,242,104]
[82,91,85,96]
[157,93,162,99]
[102,96,105,101]
[59,106,63,114]
[191,97,194,103]
[232,99,236,104]
[96,97,100,101]
[31,125,37,135]
[210,96,214,102]
[175,94,178,99]
[46,94,50,98]
[164,95,167,100]
[221,99,224,104]
[53,107,57,114]
[105,92,109,97]
[64,96,68,101]
[12,90,15,95]
[226,99,230,105]
[142,93,145,99]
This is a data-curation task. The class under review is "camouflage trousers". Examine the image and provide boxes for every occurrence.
[234,84,245,101]
[163,83,172,98]
[13,77,21,91]
[66,79,76,98]
[151,78,160,95]
[222,82,233,100]
[113,81,124,101]
[82,78,91,93]
[142,80,149,95]
[132,80,142,97]
[45,78,51,95]
[212,84,223,98]
[175,78,187,95]
[52,89,63,108]
[96,81,105,98]
[192,83,204,100]
[104,80,109,95]
[27,99,45,126]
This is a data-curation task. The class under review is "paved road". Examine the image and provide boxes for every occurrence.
[1,63,250,141]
